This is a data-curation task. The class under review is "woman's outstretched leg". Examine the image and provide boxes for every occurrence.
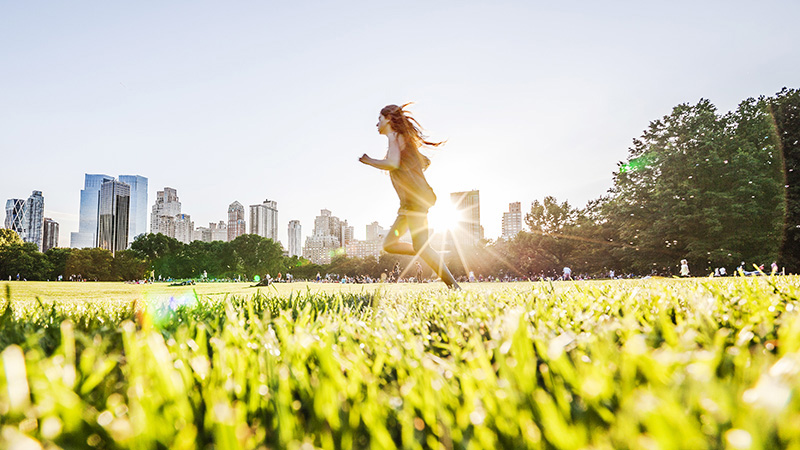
[407,213,460,289]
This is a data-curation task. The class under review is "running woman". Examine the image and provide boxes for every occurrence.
[359,104,460,290]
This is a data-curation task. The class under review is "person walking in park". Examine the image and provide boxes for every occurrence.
[680,259,690,277]
[359,103,460,290]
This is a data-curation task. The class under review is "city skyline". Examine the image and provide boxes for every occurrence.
[2,3,798,249]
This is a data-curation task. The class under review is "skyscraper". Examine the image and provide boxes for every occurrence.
[366,221,386,242]
[71,174,114,248]
[42,218,59,252]
[227,201,246,241]
[303,209,345,264]
[451,190,482,247]
[250,199,278,241]
[174,213,193,244]
[5,191,45,251]
[4,199,26,239]
[288,220,302,257]
[502,202,523,240]
[150,187,182,238]
[118,175,148,243]
[97,179,130,254]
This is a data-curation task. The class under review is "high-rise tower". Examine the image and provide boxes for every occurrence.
[5,191,45,251]
[288,220,302,257]
[71,174,114,248]
[151,187,182,238]
[250,199,278,241]
[97,179,130,254]
[502,202,523,240]
[42,218,59,252]
[118,175,148,244]
[227,201,246,241]
[451,190,482,247]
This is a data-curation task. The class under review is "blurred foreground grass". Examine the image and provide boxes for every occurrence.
[2,277,800,449]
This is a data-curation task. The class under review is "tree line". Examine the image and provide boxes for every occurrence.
[2,88,797,281]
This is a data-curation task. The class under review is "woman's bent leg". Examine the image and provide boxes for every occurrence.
[383,214,415,256]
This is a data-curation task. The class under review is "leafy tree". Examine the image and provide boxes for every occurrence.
[45,247,72,280]
[0,243,51,280]
[605,98,784,274]
[65,248,114,281]
[769,88,800,272]
[0,229,23,247]
[112,250,148,281]
[230,234,284,279]
[525,196,581,270]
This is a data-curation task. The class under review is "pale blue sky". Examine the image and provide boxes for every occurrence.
[2,1,798,247]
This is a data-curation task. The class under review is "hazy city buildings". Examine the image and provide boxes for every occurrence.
[288,220,302,257]
[502,201,523,240]
[227,201,246,241]
[42,218,59,252]
[303,209,346,264]
[174,213,194,244]
[5,190,45,251]
[150,187,182,238]
[210,221,227,242]
[118,175,148,243]
[344,221,387,259]
[366,221,386,242]
[250,199,278,241]
[451,190,483,248]
[97,179,130,254]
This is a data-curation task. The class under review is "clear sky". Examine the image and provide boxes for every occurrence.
[2,1,798,248]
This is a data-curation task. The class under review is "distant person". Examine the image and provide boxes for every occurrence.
[771,261,779,274]
[680,259,690,277]
[562,267,572,281]
[415,261,423,282]
[359,103,459,290]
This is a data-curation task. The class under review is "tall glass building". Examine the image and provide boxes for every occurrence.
[42,217,59,252]
[71,174,113,248]
[118,175,148,244]
[25,191,45,251]
[71,174,147,249]
[4,191,45,251]
[4,199,26,238]
[97,179,131,255]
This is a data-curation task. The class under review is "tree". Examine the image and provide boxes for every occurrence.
[0,229,23,247]
[0,243,51,280]
[605,98,784,274]
[525,196,582,270]
[112,250,148,281]
[769,88,800,272]
[65,248,114,281]
[230,234,285,279]
[45,247,72,280]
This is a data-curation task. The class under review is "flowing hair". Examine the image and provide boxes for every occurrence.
[380,103,443,170]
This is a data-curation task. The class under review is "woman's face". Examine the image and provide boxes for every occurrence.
[377,114,391,135]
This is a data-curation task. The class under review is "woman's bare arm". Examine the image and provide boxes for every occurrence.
[359,135,401,170]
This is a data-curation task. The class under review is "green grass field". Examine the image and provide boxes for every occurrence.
[2,277,800,449]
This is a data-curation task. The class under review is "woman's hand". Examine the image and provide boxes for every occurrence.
[359,154,371,165]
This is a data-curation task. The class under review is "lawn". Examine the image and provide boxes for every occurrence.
[2,277,800,449]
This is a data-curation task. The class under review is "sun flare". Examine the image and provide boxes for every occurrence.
[428,202,462,233]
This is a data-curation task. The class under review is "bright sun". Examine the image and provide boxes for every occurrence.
[428,203,462,233]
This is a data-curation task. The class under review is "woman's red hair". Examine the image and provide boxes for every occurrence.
[380,103,443,170]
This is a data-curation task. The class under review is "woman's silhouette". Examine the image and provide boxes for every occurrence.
[359,104,460,289]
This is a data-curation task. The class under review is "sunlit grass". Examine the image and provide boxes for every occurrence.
[2,277,800,449]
